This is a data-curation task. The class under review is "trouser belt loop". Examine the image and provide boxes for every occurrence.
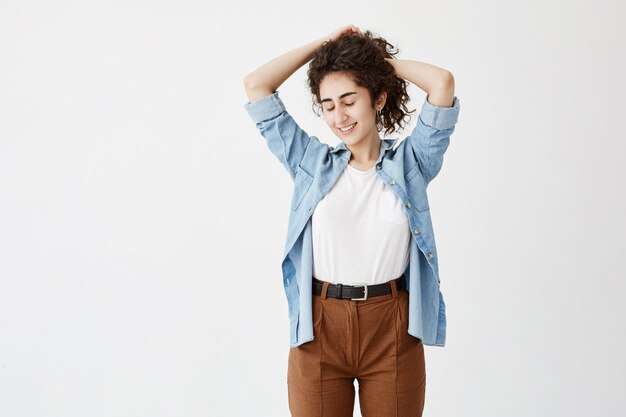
[390,278,398,298]
[336,283,342,299]
[321,282,330,300]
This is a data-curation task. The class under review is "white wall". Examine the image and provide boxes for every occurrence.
[1,0,625,416]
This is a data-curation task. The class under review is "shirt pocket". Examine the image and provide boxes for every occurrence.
[405,162,430,212]
[290,166,314,211]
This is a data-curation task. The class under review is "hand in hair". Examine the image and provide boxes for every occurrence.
[326,25,362,43]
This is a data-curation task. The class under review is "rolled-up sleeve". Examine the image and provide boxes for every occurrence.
[244,90,287,123]
[244,91,312,181]
[406,94,460,185]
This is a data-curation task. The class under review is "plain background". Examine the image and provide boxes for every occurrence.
[1,0,625,416]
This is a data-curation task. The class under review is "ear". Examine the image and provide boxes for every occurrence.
[376,91,388,110]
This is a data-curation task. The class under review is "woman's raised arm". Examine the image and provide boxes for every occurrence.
[386,58,455,108]
[243,25,362,103]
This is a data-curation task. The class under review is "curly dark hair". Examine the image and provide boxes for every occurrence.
[307,30,414,136]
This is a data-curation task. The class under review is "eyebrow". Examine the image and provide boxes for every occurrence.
[320,92,357,103]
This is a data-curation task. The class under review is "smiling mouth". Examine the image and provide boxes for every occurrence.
[338,122,356,133]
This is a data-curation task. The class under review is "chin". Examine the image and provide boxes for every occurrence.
[344,136,365,146]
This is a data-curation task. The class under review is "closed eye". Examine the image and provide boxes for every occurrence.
[324,102,355,112]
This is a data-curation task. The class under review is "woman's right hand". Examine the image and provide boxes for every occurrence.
[326,25,362,43]
[244,25,362,103]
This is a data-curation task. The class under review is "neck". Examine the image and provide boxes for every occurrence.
[346,133,381,165]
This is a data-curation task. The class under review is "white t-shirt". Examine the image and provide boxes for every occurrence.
[311,163,411,285]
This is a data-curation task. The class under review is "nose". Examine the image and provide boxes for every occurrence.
[334,106,348,126]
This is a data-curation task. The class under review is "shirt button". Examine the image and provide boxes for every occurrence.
[405,201,411,208]
[389,179,396,185]
[376,164,382,170]
[414,228,420,235]
[427,252,433,258]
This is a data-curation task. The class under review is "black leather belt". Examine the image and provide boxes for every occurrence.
[313,274,406,300]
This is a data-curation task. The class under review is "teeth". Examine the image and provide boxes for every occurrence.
[340,123,356,132]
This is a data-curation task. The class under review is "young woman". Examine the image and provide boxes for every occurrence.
[243,25,460,417]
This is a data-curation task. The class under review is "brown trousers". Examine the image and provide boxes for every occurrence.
[288,277,426,417]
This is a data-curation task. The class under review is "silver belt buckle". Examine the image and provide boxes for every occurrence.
[351,283,368,300]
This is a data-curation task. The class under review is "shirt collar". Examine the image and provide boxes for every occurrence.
[329,141,349,154]
[330,139,397,162]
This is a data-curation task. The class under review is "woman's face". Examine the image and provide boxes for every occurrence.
[319,72,385,146]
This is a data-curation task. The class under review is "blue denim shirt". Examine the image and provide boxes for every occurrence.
[244,90,460,348]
